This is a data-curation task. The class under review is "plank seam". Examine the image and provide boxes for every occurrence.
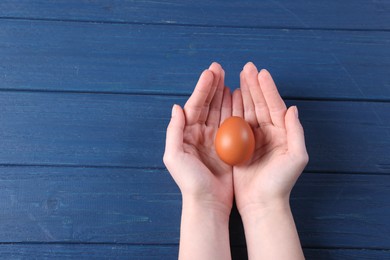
[0,163,165,170]
[302,246,390,251]
[0,242,389,251]
[0,242,178,246]
[0,16,389,32]
[0,88,389,103]
[233,245,390,251]
[0,164,388,176]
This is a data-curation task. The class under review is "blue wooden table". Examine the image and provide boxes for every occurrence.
[0,1,389,259]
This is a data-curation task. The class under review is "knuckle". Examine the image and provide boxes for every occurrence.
[163,152,172,167]
[166,122,174,132]
[291,151,309,168]
[298,151,309,166]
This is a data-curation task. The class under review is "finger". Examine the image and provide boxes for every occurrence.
[198,63,221,124]
[240,68,257,127]
[232,88,244,118]
[258,69,287,128]
[219,87,232,126]
[164,104,185,165]
[206,63,225,126]
[184,70,214,125]
[285,106,309,166]
[244,62,272,126]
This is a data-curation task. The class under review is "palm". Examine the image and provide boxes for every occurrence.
[177,122,232,207]
[183,124,230,176]
[234,122,294,207]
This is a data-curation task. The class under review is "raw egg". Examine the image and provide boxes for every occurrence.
[215,116,255,166]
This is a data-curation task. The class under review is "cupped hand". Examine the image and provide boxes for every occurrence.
[163,62,233,214]
[232,62,309,214]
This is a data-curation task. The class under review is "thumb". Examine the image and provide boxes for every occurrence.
[164,104,185,161]
[285,106,309,163]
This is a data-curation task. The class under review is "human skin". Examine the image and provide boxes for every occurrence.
[163,62,233,260]
[164,62,308,260]
[232,62,308,260]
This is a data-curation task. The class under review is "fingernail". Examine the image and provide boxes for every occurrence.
[294,106,299,118]
[171,104,177,117]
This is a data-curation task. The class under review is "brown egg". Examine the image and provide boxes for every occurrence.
[215,116,255,166]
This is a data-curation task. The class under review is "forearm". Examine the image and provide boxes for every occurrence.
[179,197,232,260]
[240,200,304,260]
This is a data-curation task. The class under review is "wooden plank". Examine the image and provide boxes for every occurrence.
[0,1,388,30]
[0,167,389,248]
[0,244,178,259]
[303,249,390,260]
[232,247,390,260]
[0,244,388,260]
[0,167,181,243]
[0,92,389,173]
[232,172,390,249]
[0,20,389,100]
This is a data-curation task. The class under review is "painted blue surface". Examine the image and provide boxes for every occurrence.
[0,1,389,259]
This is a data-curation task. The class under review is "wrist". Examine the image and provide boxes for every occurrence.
[238,197,304,260]
[182,195,232,221]
[179,196,232,260]
[238,197,291,221]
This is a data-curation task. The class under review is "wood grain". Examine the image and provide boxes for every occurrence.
[1,1,389,256]
[0,0,388,30]
[0,166,389,249]
[0,244,179,259]
[0,92,388,173]
[0,20,389,100]
[0,244,388,260]
[232,247,390,260]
